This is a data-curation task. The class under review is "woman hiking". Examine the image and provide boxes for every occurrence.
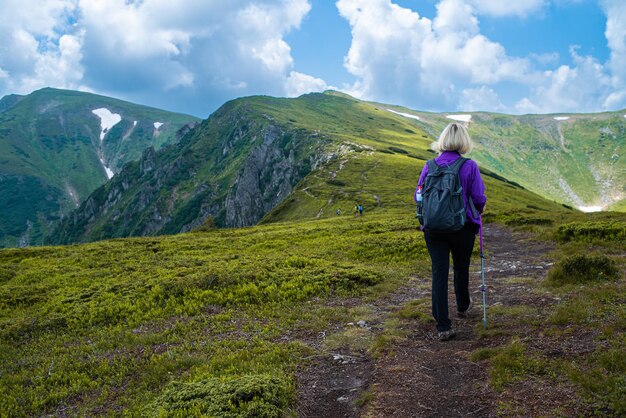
[415,122,486,341]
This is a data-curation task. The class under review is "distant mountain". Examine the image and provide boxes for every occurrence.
[380,106,626,212]
[47,91,566,245]
[0,87,200,247]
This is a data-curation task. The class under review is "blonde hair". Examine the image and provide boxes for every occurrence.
[433,123,473,154]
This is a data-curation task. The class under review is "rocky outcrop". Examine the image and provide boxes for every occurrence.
[226,125,297,227]
[46,101,330,244]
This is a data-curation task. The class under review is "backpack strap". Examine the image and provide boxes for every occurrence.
[427,157,468,174]
[448,157,468,173]
[426,158,438,174]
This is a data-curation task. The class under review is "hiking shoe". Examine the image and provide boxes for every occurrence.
[438,329,456,341]
[457,297,474,318]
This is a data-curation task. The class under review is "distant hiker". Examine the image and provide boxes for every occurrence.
[414,123,486,341]
[336,208,342,215]
[354,203,359,215]
[358,203,364,215]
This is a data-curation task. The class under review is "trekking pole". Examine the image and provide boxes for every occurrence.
[479,217,487,329]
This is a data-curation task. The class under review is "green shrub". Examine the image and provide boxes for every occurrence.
[556,221,626,243]
[469,347,498,362]
[546,254,620,286]
[387,146,408,154]
[325,179,346,187]
[148,374,293,417]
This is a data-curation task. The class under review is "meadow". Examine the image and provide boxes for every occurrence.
[1,202,625,415]
[1,210,428,416]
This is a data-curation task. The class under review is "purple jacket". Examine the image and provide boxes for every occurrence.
[415,151,486,226]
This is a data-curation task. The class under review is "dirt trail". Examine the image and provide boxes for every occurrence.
[297,223,558,417]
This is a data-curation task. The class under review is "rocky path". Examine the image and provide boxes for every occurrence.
[297,223,558,417]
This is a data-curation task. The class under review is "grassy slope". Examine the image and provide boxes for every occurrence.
[0,88,199,247]
[47,96,336,244]
[0,214,425,416]
[370,104,626,211]
[238,92,566,223]
[1,209,624,416]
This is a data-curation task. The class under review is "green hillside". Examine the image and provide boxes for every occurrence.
[0,88,200,247]
[2,206,624,415]
[47,91,568,245]
[376,105,626,212]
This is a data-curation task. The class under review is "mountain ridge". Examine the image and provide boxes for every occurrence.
[3,88,625,247]
[47,91,571,245]
[0,87,200,247]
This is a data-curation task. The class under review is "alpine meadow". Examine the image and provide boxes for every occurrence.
[1,89,625,416]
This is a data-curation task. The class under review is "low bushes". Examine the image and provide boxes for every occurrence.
[148,374,293,417]
[546,254,620,286]
[556,221,626,243]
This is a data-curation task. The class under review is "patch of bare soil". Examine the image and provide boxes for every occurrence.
[296,223,594,417]
[296,352,372,418]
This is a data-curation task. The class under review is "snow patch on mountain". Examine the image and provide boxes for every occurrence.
[386,109,420,120]
[579,206,604,212]
[154,122,163,130]
[554,116,570,121]
[446,114,472,122]
[92,108,122,141]
[65,182,80,207]
[100,158,114,179]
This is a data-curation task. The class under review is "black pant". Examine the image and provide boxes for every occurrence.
[424,223,476,332]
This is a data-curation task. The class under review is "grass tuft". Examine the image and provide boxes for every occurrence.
[546,254,620,287]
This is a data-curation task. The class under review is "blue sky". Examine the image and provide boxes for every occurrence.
[290,0,611,85]
[0,0,624,117]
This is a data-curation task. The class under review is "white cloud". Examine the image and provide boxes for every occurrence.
[337,0,434,102]
[73,0,324,113]
[0,0,75,35]
[0,0,325,115]
[529,52,561,67]
[460,86,505,111]
[434,0,479,35]
[515,47,614,113]
[600,0,626,109]
[285,71,328,97]
[1,0,624,116]
[337,0,626,114]
[0,0,83,94]
[467,0,547,17]
[337,0,528,111]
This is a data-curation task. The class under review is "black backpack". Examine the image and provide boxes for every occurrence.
[417,157,472,232]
